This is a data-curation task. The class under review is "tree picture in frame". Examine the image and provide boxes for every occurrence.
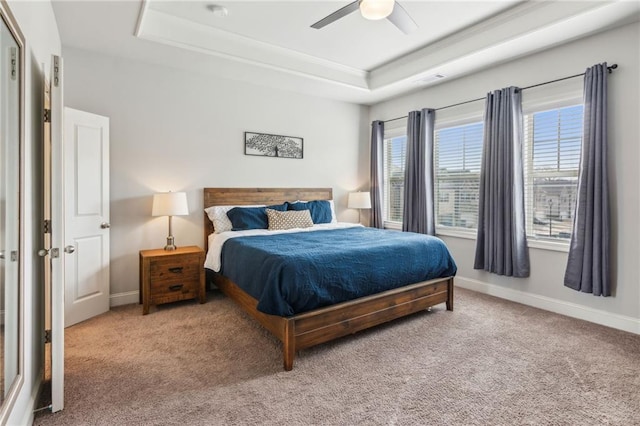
[244,132,304,159]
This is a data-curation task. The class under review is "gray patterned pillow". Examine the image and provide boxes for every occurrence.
[266,209,313,230]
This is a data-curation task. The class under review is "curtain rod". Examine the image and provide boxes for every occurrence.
[383,63,618,124]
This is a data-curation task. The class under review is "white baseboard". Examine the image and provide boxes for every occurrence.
[455,276,640,335]
[109,291,139,307]
[108,282,639,334]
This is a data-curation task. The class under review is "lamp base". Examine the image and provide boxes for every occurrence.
[164,236,177,251]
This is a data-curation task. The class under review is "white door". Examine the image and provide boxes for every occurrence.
[49,55,111,412]
[63,107,110,327]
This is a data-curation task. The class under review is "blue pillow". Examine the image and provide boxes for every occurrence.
[287,200,332,224]
[227,204,287,231]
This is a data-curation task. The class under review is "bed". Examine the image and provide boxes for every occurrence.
[204,187,456,370]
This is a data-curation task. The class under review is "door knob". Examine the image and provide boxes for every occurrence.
[64,245,75,254]
[101,222,110,229]
[38,248,59,258]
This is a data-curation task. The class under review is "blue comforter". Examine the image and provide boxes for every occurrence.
[220,227,457,316]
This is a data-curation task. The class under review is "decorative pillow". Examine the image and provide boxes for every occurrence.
[205,205,265,233]
[287,200,333,224]
[267,209,314,230]
[227,204,287,231]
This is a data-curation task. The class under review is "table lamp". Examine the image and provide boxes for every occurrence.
[348,191,372,224]
[152,191,189,250]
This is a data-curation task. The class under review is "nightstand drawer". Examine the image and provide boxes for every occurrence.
[149,275,199,292]
[149,256,201,283]
[149,278,198,305]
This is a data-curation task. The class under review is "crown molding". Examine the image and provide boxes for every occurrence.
[137,7,369,89]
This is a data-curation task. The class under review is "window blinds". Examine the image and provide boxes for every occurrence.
[524,105,583,239]
[434,122,483,230]
[383,135,407,223]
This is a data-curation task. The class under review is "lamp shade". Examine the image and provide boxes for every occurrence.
[360,0,395,20]
[348,192,372,209]
[152,192,189,217]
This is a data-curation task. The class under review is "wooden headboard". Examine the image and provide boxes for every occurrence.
[203,187,333,250]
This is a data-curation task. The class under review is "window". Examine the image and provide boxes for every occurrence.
[381,103,582,244]
[382,135,406,224]
[524,105,583,240]
[432,105,582,241]
[434,122,483,230]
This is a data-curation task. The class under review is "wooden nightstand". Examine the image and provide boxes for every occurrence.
[139,246,206,315]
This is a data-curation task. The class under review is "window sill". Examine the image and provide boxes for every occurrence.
[385,223,571,253]
[436,228,476,240]
[393,225,571,253]
[527,239,570,253]
[436,227,569,252]
[383,222,402,231]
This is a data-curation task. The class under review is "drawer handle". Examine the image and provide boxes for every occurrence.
[168,284,184,292]
[168,267,184,274]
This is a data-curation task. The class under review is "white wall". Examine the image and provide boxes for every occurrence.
[62,47,370,304]
[370,22,640,333]
[5,1,61,424]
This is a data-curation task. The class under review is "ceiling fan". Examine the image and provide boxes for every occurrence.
[311,0,418,34]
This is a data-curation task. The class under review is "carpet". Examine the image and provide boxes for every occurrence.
[34,288,640,425]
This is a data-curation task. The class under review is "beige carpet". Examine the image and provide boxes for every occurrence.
[34,288,640,426]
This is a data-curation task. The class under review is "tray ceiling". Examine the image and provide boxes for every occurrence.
[53,1,640,104]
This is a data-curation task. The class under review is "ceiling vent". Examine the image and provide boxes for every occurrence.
[207,4,229,17]
[413,74,446,85]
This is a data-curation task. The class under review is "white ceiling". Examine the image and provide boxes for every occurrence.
[52,0,640,105]
[144,1,521,71]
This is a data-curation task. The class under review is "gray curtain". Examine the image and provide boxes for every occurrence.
[402,109,436,235]
[474,87,529,277]
[369,120,384,229]
[564,63,610,296]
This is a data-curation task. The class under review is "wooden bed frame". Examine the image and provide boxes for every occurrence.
[204,187,454,371]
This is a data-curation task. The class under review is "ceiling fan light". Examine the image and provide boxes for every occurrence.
[360,0,395,21]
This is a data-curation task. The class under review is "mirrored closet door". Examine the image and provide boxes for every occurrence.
[0,0,24,419]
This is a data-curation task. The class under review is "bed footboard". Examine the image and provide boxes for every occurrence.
[213,272,454,371]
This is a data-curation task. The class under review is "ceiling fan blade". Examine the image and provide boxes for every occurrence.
[386,2,418,34]
[311,1,360,29]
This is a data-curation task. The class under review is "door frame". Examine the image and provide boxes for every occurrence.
[50,54,64,413]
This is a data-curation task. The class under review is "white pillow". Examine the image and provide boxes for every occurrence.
[328,200,337,224]
[205,204,265,233]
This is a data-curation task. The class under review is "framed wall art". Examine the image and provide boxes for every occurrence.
[244,132,304,159]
